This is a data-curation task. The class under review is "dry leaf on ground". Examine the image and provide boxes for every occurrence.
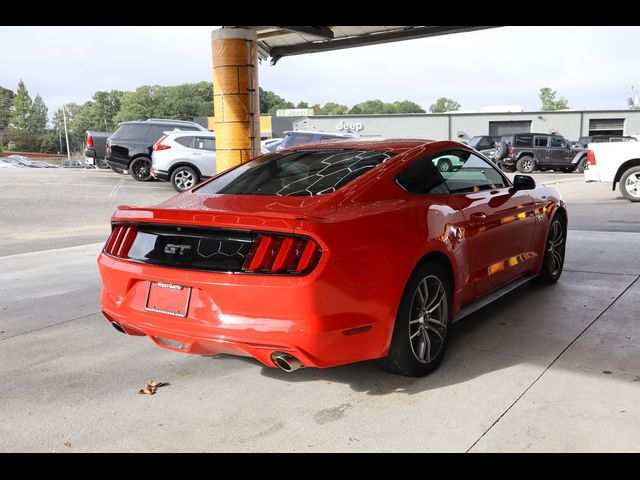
[138,380,169,395]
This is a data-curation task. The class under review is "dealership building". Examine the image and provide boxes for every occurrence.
[284,109,640,142]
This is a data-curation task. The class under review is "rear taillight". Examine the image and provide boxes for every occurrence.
[104,225,137,258]
[508,147,515,157]
[587,150,596,165]
[86,134,94,148]
[242,234,321,274]
[153,135,171,151]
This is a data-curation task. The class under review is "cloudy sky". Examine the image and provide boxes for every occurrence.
[1,25,639,119]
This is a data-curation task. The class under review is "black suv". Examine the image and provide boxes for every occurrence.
[106,119,209,181]
[500,133,588,174]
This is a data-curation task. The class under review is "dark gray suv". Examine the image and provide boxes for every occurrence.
[500,133,588,174]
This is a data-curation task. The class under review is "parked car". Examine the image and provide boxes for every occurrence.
[61,159,95,169]
[500,133,588,173]
[151,131,216,192]
[467,135,501,151]
[0,158,19,168]
[98,138,566,377]
[5,155,42,168]
[575,134,637,148]
[84,130,112,169]
[276,130,359,150]
[28,160,58,168]
[584,141,640,201]
[261,137,283,154]
[105,119,209,181]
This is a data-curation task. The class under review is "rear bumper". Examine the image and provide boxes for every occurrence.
[97,252,395,369]
[151,168,170,181]
[583,164,600,182]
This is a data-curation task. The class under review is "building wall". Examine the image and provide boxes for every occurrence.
[291,110,640,141]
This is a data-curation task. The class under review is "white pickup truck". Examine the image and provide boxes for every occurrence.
[584,142,640,202]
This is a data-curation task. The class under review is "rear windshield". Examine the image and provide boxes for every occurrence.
[195,149,395,196]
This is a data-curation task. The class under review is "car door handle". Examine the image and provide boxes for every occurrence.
[470,212,487,222]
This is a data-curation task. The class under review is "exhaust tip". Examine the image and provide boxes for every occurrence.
[271,352,303,372]
[111,321,126,334]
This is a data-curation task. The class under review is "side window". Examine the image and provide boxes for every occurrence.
[396,156,448,195]
[534,136,549,147]
[195,137,215,151]
[550,136,565,147]
[147,126,168,143]
[515,135,532,147]
[433,151,507,194]
[285,133,314,147]
[175,136,195,148]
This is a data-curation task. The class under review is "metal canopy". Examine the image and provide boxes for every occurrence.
[240,26,499,64]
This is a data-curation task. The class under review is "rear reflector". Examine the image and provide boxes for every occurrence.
[587,149,596,165]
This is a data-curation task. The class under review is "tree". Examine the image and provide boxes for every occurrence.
[296,101,309,108]
[349,99,387,114]
[259,87,294,115]
[391,100,425,113]
[317,102,349,115]
[539,87,569,111]
[29,95,48,133]
[429,97,461,113]
[0,85,14,134]
[92,90,124,130]
[114,85,162,123]
[10,80,32,130]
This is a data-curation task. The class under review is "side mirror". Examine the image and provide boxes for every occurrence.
[512,174,536,191]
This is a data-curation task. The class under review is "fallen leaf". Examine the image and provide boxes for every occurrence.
[64,442,71,448]
[138,380,169,395]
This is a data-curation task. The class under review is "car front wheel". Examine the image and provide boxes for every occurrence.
[535,213,566,284]
[379,261,451,377]
[576,157,587,174]
[619,166,640,202]
[130,157,152,182]
[171,166,199,192]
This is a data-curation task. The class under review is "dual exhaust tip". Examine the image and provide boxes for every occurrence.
[271,352,303,373]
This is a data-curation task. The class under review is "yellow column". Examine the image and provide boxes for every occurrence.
[211,27,260,173]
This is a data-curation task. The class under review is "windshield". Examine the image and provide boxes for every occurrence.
[195,149,395,196]
[467,136,483,148]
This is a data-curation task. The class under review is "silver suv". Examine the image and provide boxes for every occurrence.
[151,131,216,192]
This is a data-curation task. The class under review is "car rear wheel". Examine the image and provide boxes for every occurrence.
[378,261,451,377]
[95,157,109,169]
[130,157,152,182]
[619,166,640,202]
[535,213,566,284]
[516,156,535,173]
[576,157,587,174]
[171,166,199,192]
[437,158,452,173]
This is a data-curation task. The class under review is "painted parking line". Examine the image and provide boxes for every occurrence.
[108,178,126,197]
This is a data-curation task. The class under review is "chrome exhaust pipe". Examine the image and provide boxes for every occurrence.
[271,352,303,372]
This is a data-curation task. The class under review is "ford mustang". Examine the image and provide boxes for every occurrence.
[98,139,567,377]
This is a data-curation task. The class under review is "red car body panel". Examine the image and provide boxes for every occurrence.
[98,139,565,368]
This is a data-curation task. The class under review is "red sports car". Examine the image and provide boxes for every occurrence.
[98,139,566,377]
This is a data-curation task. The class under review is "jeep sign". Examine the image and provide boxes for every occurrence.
[336,120,364,132]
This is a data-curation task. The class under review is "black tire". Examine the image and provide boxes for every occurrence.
[95,157,109,169]
[561,167,575,173]
[110,165,124,175]
[130,156,152,182]
[493,140,508,161]
[171,166,200,192]
[378,261,451,377]
[535,212,566,284]
[516,155,535,174]
[619,166,640,202]
[576,157,587,174]
[437,158,453,173]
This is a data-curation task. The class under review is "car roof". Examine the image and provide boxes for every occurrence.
[163,130,214,138]
[282,138,437,154]
[119,119,207,129]
[283,130,357,137]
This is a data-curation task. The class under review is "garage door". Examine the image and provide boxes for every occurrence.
[489,121,532,136]
[589,118,624,136]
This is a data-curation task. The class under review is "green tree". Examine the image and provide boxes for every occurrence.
[349,99,387,114]
[391,100,425,113]
[429,97,461,113]
[92,90,124,130]
[29,95,48,133]
[0,85,14,134]
[114,85,162,123]
[155,82,213,120]
[10,80,32,130]
[539,87,569,111]
[317,102,349,115]
[296,101,309,108]
[259,87,294,115]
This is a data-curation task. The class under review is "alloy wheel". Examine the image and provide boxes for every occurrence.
[624,172,640,199]
[174,170,195,190]
[132,159,151,180]
[408,275,448,364]
[547,220,565,277]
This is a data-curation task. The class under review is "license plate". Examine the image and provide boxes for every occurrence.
[144,282,191,318]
